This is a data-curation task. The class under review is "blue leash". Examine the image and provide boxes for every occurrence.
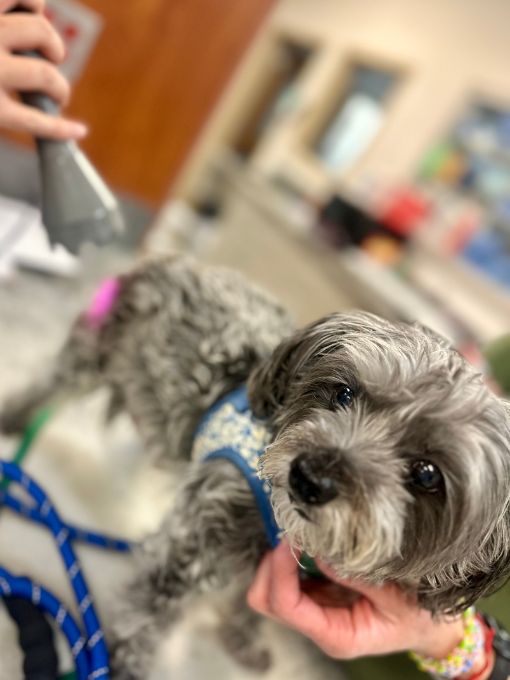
[0,386,283,679]
[0,489,131,552]
[0,566,91,680]
[0,460,132,680]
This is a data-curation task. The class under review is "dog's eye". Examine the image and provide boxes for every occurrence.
[334,385,355,409]
[410,460,443,493]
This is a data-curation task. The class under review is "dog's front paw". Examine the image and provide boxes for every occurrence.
[109,642,144,680]
[109,657,140,680]
[220,628,272,673]
[234,645,272,673]
[109,668,137,680]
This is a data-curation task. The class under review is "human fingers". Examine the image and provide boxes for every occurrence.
[316,561,414,619]
[248,542,325,632]
[0,13,66,63]
[266,542,302,612]
[314,564,451,656]
[0,0,45,15]
[0,94,88,138]
[266,545,385,658]
[263,542,337,637]
[300,577,362,608]
[0,54,70,104]
[248,544,390,659]
[246,550,274,616]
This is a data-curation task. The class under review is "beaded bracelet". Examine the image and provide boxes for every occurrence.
[409,607,484,678]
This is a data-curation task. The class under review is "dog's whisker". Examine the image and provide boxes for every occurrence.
[289,542,308,571]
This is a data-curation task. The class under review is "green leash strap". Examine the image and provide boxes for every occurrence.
[0,406,54,491]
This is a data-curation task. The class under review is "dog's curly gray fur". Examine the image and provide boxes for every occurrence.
[2,254,510,679]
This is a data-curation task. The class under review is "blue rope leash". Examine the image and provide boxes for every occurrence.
[0,460,132,679]
[0,489,131,552]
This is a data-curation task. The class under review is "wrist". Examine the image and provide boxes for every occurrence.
[410,608,485,679]
[413,617,465,659]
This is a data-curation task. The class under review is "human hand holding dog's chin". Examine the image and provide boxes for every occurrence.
[0,0,87,138]
[247,541,493,680]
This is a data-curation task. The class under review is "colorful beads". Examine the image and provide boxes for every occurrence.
[409,607,484,678]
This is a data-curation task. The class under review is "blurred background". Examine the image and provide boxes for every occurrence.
[1,0,510,678]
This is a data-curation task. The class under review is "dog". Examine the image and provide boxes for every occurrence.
[2,254,510,679]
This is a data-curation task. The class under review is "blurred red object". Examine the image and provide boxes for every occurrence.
[377,187,431,237]
[63,23,80,41]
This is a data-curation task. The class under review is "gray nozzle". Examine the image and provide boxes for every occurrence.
[22,89,125,255]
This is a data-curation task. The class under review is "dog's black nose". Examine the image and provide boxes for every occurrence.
[289,453,339,505]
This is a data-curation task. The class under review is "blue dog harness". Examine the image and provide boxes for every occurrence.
[192,386,281,548]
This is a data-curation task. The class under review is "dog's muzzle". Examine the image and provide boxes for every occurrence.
[289,451,339,505]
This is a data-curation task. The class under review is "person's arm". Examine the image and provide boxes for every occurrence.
[247,541,496,679]
[0,0,87,138]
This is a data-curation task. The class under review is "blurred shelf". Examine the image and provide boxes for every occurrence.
[220,164,464,340]
[334,248,461,340]
[222,161,510,343]
[405,241,510,344]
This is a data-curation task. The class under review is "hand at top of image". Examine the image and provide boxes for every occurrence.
[0,0,88,139]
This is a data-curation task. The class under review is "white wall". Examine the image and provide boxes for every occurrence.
[174,0,510,201]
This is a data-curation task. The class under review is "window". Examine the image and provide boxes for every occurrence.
[314,63,400,172]
[234,40,313,158]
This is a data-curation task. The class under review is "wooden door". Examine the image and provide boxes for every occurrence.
[6,0,274,206]
[70,0,275,205]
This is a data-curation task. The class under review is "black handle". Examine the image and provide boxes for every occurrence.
[4,597,59,680]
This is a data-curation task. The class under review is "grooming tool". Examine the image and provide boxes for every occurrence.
[8,0,126,254]
[21,83,125,254]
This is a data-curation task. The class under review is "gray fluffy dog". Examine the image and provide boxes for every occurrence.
[2,254,510,679]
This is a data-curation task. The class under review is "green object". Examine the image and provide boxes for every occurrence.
[0,406,53,492]
[59,673,77,680]
[418,142,452,181]
[484,334,510,395]
[300,553,324,578]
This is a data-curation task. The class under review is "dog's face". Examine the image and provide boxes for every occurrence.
[248,312,510,613]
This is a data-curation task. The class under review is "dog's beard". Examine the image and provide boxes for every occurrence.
[264,451,407,577]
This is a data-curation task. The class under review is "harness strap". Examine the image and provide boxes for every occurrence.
[196,386,281,549]
[204,448,280,548]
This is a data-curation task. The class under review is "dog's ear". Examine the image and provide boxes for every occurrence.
[247,312,351,419]
[247,328,306,419]
[418,525,510,615]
